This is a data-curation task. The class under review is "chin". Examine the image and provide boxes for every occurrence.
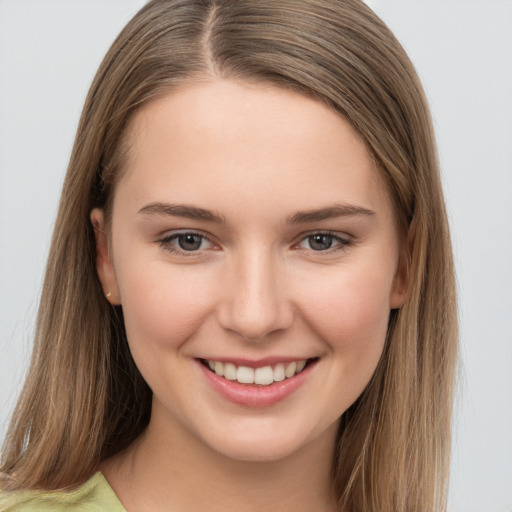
[196,417,337,465]
[213,438,305,464]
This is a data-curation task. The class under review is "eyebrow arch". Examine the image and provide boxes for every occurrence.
[287,203,375,224]
[138,202,228,224]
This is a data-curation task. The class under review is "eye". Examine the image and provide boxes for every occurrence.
[158,231,216,254]
[297,232,350,252]
[174,233,205,251]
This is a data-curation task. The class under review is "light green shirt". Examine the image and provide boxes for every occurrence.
[0,472,126,511]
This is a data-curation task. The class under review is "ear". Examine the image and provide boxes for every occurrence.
[389,223,414,310]
[90,208,121,305]
[389,257,408,309]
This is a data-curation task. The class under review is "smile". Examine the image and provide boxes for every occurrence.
[202,359,310,386]
[198,357,319,407]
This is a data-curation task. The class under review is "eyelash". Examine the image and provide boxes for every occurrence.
[158,231,216,256]
[157,230,351,256]
[295,231,351,253]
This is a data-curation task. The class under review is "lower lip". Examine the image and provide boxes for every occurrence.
[197,360,317,407]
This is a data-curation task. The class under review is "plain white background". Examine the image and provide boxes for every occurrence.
[0,1,511,510]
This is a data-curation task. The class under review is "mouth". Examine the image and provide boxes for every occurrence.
[200,358,317,386]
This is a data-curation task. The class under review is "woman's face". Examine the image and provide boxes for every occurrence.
[93,79,405,462]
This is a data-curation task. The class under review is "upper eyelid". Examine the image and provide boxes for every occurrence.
[294,230,351,243]
[165,231,211,241]
[158,229,349,240]
[159,229,214,242]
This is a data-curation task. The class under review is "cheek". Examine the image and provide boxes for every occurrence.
[296,266,394,414]
[297,265,393,358]
[115,259,217,355]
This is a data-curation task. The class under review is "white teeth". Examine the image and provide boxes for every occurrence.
[206,359,310,385]
[285,361,297,378]
[224,362,237,381]
[295,360,307,373]
[254,366,274,386]
[237,366,255,384]
[214,361,224,376]
[273,363,285,382]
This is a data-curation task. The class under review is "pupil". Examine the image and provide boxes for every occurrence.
[178,234,202,251]
[309,234,333,251]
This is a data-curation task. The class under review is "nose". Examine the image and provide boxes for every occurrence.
[216,249,294,342]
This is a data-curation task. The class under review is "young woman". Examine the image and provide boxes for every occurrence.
[0,1,458,511]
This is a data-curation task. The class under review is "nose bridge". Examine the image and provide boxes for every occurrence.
[218,245,292,341]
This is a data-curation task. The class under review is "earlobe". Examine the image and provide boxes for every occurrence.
[90,208,121,305]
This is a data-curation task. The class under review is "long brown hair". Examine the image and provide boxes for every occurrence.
[1,1,458,510]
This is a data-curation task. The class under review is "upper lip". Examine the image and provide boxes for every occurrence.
[197,356,317,368]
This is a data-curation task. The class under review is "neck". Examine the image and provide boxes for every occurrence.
[101,410,339,512]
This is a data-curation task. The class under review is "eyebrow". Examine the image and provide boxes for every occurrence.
[138,201,375,224]
[287,203,375,224]
[138,202,228,224]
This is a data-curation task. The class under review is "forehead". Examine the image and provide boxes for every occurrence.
[115,79,391,222]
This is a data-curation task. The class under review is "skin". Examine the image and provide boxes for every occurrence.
[92,79,406,512]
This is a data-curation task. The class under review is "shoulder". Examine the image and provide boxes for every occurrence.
[0,473,126,512]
